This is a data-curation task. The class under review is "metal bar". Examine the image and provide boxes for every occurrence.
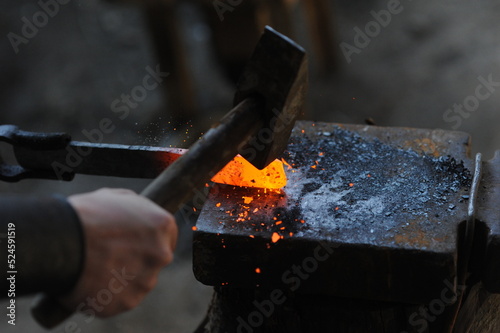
[13,142,186,180]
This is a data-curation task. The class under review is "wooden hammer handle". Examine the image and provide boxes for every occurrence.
[31,97,264,329]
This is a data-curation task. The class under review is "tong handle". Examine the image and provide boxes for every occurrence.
[0,124,71,149]
[0,125,73,182]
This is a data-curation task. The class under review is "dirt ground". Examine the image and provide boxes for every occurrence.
[1,0,500,332]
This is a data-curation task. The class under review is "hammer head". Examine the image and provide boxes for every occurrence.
[234,26,308,170]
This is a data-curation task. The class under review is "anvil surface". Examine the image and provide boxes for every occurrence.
[193,121,473,304]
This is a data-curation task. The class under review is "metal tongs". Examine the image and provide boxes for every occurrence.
[0,124,186,182]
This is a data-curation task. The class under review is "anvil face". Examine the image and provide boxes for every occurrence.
[193,121,472,304]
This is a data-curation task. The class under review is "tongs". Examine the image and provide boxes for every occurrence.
[0,124,185,182]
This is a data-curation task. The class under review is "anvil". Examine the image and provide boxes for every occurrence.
[192,121,499,308]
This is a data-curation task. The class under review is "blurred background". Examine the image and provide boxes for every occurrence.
[1,0,500,332]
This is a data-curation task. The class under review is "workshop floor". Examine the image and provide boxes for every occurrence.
[1,0,500,332]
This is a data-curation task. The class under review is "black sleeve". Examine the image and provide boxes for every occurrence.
[0,195,84,297]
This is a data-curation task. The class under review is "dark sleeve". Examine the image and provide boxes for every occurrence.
[0,195,84,297]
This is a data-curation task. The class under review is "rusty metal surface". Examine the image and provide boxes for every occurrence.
[193,121,473,304]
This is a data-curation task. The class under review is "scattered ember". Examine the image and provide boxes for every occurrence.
[367,174,372,177]
[192,226,197,231]
[249,235,255,238]
[255,268,261,274]
[242,196,254,204]
[319,152,325,156]
[211,155,287,189]
[349,183,354,187]
[216,202,221,207]
[275,221,283,225]
[253,208,259,213]
[281,158,293,170]
[271,232,280,243]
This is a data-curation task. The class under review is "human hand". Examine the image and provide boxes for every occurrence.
[58,188,177,318]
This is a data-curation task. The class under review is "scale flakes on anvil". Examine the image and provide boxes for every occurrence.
[193,121,473,304]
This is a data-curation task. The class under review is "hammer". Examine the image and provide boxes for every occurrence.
[31,26,308,328]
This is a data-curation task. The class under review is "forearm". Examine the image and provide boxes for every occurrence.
[0,195,84,296]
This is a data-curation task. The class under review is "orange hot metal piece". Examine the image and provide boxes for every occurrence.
[211,155,287,189]
[271,232,280,243]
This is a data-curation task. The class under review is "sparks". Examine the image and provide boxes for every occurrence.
[271,232,280,243]
[281,158,293,170]
[242,196,254,204]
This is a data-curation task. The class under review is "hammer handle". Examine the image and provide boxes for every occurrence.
[31,97,264,329]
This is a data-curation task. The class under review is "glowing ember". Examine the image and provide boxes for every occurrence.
[216,202,221,207]
[242,196,254,204]
[192,226,197,231]
[255,268,261,274]
[271,232,280,243]
[211,155,287,189]
[281,158,293,170]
